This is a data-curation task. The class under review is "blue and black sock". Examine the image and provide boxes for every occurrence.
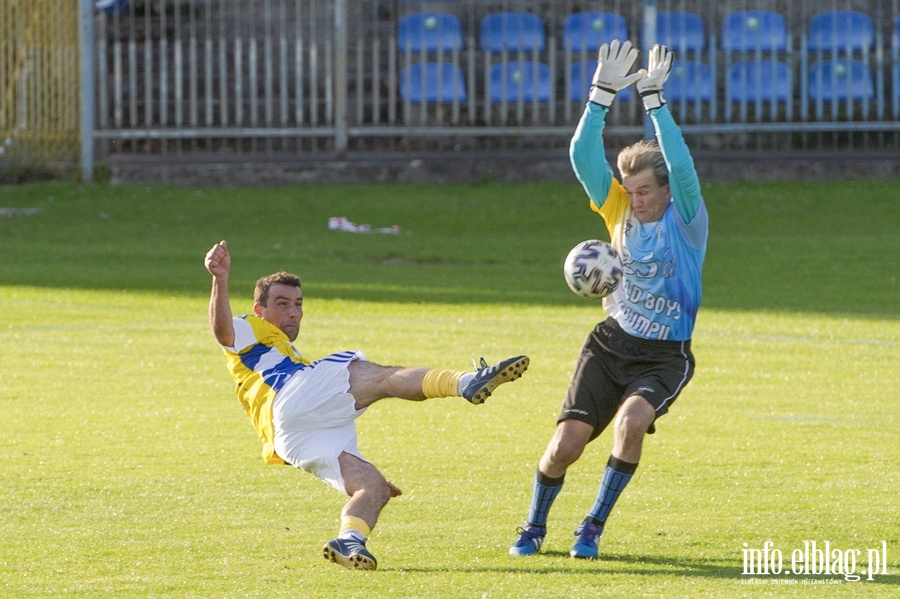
[585,456,638,531]
[525,470,565,529]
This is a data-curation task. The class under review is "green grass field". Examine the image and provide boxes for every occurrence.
[1,180,897,598]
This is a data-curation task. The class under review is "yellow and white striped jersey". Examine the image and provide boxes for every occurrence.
[222,315,310,465]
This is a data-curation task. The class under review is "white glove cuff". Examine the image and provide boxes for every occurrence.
[589,86,616,107]
[640,90,665,111]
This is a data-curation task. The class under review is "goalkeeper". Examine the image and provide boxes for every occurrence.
[203,240,528,571]
[509,40,708,559]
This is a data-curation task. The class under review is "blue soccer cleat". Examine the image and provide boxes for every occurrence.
[462,355,529,405]
[509,525,546,557]
[569,520,602,559]
[322,537,378,571]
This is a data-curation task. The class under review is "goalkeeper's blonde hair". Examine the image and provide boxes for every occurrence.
[617,139,668,187]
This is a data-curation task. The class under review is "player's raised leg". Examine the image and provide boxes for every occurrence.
[347,355,529,408]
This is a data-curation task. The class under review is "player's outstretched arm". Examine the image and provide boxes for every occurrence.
[636,44,703,224]
[652,106,703,224]
[571,39,642,209]
[570,104,615,210]
[204,240,235,347]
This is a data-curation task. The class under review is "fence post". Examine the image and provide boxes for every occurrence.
[79,0,95,182]
[334,0,348,156]
[642,0,657,140]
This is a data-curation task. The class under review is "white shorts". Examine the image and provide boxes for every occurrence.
[271,350,368,495]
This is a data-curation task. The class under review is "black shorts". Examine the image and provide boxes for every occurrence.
[559,318,695,441]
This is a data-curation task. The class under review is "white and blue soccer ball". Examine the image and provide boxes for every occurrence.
[563,239,623,299]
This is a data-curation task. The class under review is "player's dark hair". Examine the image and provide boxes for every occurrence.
[617,139,668,187]
[254,272,301,306]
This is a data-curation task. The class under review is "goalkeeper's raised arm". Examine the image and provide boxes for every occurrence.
[637,44,704,225]
[569,39,645,212]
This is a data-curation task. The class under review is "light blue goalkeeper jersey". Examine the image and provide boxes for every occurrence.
[569,103,708,341]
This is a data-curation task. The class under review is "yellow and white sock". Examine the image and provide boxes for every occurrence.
[422,369,465,398]
[339,515,371,542]
[457,372,475,392]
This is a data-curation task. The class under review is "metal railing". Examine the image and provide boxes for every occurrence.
[85,0,900,159]
[0,0,81,166]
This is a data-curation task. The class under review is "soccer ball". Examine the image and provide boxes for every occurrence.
[563,239,623,299]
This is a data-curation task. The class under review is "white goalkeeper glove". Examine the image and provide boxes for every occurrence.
[636,44,674,111]
[588,39,643,108]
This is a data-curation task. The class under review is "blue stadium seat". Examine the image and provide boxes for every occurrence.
[727,60,791,103]
[480,12,546,53]
[665,61,712,103]
[96,0,129,12]
[563,12,628,53]
[808,60,874,101]
[894,16,900,55]
[398,12,463,53]
[653,11,706,52]
[488,60,551,102]
[894,65,900,102]
[808,11,874,52]
[569,61,632,102]
[721,11,787,52]
[399,62,467,104]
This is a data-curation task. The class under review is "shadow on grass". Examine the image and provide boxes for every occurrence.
[383,551,736,579]
[383,552,900,586]
[0,180,897,319]
[2,273,897,322]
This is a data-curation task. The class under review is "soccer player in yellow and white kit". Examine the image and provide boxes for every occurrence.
[204,240,529,570]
